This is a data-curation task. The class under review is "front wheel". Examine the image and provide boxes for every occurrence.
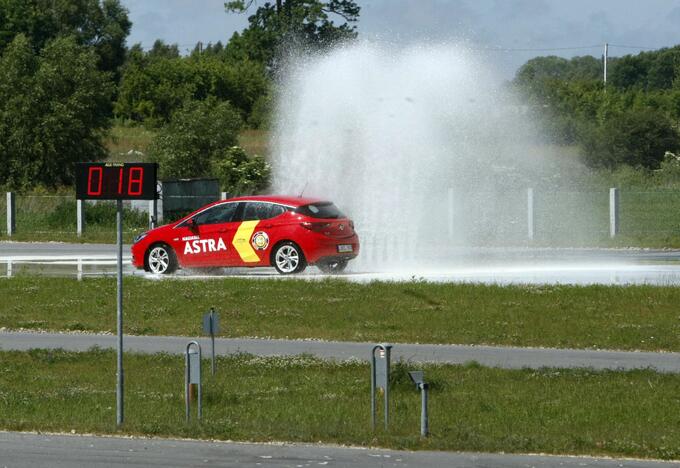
[317,259,348,274]
[272,242,306,274]
[146,244,178,274]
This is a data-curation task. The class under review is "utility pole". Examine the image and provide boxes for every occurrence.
[603,42,609,85]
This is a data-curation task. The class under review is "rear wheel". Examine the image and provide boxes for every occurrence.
[272,242,306,274]
[317,259,348,274]
[146,244,178,274]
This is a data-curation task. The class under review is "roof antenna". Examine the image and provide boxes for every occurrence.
[298,182,308,198]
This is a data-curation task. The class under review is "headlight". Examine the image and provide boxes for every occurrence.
[133,232,148,244]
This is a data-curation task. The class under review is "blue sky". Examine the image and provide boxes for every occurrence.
[122,0,680,77]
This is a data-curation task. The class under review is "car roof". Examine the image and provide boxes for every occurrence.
[222,195,327,207]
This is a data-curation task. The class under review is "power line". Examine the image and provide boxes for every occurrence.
[472,44,603,52]
[608,44,658,50]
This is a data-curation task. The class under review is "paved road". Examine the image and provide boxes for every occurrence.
[2,331,679,372]
[0,432,675,468]
[4,242,680,284]
[0,241,129,258]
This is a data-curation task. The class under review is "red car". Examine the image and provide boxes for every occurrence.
[131,195,359,275]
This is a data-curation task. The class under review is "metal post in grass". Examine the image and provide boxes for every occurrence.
[609,188,619,238]
[116,199,124,427]
[77,199,85,237]
[527,188,534,241]
[408,371,429,437]
[6,192,15,236]
[185,341,202,422]
[202,307,219,375]
[371,344,392,431]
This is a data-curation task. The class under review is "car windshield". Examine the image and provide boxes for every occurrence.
[296,202,344,219]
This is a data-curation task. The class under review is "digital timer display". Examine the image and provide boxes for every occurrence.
[75,163,158,200]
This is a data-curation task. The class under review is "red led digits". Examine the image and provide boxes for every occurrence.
[76,163,155,200]
[87,166,103,196]
[127,167,144,196]
[118,167,124,195]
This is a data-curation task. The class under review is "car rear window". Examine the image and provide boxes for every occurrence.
[296,202,344,219]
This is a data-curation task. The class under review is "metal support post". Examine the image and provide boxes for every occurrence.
[185,341,202,422]
[370,344,392,431]
[527,188,534,241]
[77,199,85,237]
[203,308,219,375]
[210,308,216,375]
[408,370,429,437]
[609,188,619,238]
[419,383,429,437]
[116,200,124,427]
[148,199,157,229]
[6,192,15,236]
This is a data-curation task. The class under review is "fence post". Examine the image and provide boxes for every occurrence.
[447,187,454,240]
[527,188,534,241]
[609,188,619,238]
[148,199,157,229]
[76,199,85,237]
[6,192,15,236]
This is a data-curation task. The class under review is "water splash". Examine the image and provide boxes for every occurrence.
[272,42,592,270]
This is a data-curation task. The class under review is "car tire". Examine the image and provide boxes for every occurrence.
[272,241,307,275]
[317,259,348,274]
[145,244,178,274]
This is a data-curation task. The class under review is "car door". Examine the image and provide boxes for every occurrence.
[231,202,286,266]
[179,202,241,267]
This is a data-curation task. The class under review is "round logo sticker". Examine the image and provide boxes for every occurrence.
[251,231,269,250]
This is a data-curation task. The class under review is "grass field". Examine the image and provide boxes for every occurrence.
[0,195,148,243]
[1,277,679,352]
[1,349,678,460]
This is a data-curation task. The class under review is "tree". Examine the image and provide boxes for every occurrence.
[0,34,114,188]
[149,99,270,193]
[149,99,243,179]
[212,146,270,194]
[114,51,269,126]
[0,0,131,75]
[581,108,680,169]
[224,0,360,66]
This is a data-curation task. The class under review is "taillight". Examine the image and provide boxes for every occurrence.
[300,222,330,232]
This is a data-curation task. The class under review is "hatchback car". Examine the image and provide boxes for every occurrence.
[131,195,359,275]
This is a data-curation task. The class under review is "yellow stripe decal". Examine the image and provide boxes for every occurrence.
[232,220,260,263]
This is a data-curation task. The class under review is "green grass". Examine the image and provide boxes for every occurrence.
[0,195,148,243]
[238,128,269,157]
[104,125,155,161]
[2,277,680,351]
[1,349,679,460]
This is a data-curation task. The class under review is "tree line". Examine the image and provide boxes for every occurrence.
[514,48,680,170]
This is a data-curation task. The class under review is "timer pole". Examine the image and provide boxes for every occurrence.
[116,199,124,427]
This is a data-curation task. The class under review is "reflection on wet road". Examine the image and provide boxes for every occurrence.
[3,242,680,285]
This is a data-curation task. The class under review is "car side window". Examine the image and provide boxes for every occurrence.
[243,202,274,221]
[193,203,238,225]
[269,204,286,218]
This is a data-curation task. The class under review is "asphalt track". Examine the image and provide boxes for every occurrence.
[0,432,676,468]
[4,241,680,285]
[1,331,679,372]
